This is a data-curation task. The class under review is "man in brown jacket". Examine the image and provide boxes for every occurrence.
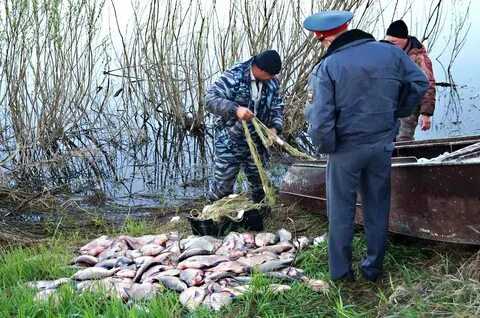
[386,20,436,141]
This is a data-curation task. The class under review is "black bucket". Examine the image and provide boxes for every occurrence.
[187,207,267,236]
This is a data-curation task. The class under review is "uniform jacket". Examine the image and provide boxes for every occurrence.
[404,36,436,116]
[205,58,284,150]
[305,29,429,154]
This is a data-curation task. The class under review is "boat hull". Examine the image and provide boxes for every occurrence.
[280,136,480,245]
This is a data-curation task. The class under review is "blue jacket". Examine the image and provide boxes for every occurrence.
[305,30,429,153]
[206,58,284,149]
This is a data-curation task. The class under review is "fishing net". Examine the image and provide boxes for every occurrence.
[194,118,314,223]
[190,193,263,222]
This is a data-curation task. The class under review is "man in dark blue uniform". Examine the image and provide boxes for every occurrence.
[303,11,428,282]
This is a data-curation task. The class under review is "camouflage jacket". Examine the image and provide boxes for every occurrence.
[405,36,436,116]
[205,58,284,149]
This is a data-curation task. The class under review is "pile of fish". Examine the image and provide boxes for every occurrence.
[27,229,328,311]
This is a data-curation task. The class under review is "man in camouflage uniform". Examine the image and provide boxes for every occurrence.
[205,50,284,203]
[386,20,436,141]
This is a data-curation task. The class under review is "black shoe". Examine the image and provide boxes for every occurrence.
[360,269,381,282]
[332,271,355,283]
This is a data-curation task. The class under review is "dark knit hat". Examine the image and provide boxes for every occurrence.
[253,50,282,75]
[386,20,409,39]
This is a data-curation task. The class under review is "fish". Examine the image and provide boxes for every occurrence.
[139,264,169,281]
[140,243,164,256]
[73,255,98,267]
[281,267,305,280]
[134,256,154,265]
[72,267,120,281]
[26,278,70,290]
[178,248,211,262]
[79,235,112,256]
[125,282,161,301]
[152,234,169,246]
[203,292,233,311]
[206,261,248,274]
[293,236,311,250]
[133,258,164,283]
[177,255,229,270]
[252,242,293,254]
[180,269,204,287]
[179,286,207,311]
[152,269,181,277]
[302,278,329,292]
[242,233,256,247]
[279,252,295,260]
[115,269,137,279]
[154,276,187,292]
[257,258,293,273]
[277,228,292,242]
[313,234,327,246]
[227,250,246,260]
[255,232,278,247]
[204,271,234,283]
[182,236,222,253]
[237,253,277,267]
[95,258,119,269]
[215,232,246,255]
[269,284,291,293]
[222,284,250,297]
[126,249,142,259]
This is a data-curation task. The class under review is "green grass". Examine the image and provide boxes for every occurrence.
[1,213,480,317]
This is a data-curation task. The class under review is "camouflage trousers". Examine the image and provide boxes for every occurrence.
[396,113,419,142]
[208,133,265,203]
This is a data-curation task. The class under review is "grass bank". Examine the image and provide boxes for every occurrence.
[1,206,479,317]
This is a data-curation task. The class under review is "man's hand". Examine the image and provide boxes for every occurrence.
[236,106,254,121]
[419,115,432,131]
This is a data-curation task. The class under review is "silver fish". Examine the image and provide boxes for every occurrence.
[125,282,161,301]
[216,232,246,255]
[269,284,291,293]
[178,248,211,262]
[177,255,229,270]
[180,269,204,287]
[73,255,98,267]
[134,256,154,265]
[183,236,222,253]
[26,278,70,290]
[115,269,137,279]
[293,236,311,250]
[303,278,329,292]
[126,249,142,259]
[155,276,187,292]
[94,258,119,269]
[140,243,164,256]
[203,292,233,311]
[237,253,277,267]
[313,234,327,246]
[133,259,163,283]
[242,233,256,247]
[139,264,168,281]
[252,242,293,254]
[204,271,234,283]
[179,286,207,311]
[206,261,248,274]
[257,258,294,273]
[281,267,305,280]
[79,235,112,256]
[72,267,120,281]
[255,232,278,247]
[277,228,292,242]
[222,284,250,297]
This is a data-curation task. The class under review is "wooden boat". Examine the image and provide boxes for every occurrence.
[280,135,480,245]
